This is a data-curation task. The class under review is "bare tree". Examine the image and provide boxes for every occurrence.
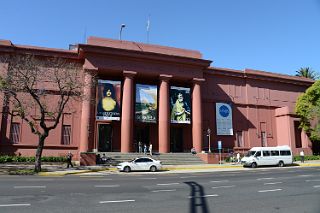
[0,54,92,172]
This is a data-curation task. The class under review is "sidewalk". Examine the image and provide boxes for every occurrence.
[1,161,320,176]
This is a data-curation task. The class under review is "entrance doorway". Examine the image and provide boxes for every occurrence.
[98,124,113,152]
[170,127,183,152]
[135,125,150,152]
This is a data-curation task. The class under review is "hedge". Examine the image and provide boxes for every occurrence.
[0,155,67,163]
[293,155,320,161]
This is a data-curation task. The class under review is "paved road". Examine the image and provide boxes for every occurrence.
[0,167,319,213]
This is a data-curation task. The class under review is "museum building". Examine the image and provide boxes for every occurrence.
[0,37,315,160]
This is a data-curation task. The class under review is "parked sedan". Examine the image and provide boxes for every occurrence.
[117,157,162,172]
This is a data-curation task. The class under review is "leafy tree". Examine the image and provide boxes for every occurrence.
[0,54,93,172]
[295,80,320,141]
[295,67,318,80]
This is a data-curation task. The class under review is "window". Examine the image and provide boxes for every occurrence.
[261,132,267,147]
[271,150,279,156]
[262,151,271,157]
[236,131,243,147]
[280,150,291,156]
[10,123,21,144]
[61,125,71,145]
[255,151,261,157]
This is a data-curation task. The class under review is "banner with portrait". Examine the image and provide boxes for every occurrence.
[170,86,191,124]
[216,103,233,135]
[96,80,121,120]
[135,84,157,123]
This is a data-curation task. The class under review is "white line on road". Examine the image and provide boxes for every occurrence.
[152,189,177,193]
[94,185,119,188]
[0,204,31,207]
[180,176,197,179]
[305,179,320,182]
[157,183,180,186]
[256,178,275,181]
[298,175,313,177]
[210,180,229,183]
[258,189,282,193]
[139,178,157,180]
[211,185,235,189]
[99,200,135,204]
[313,185,320,188]
[14,186,46,189]
[264,182,282,185]
[189,194,219,198]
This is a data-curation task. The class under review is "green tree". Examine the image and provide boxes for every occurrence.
[295,80,320,141]
[295,67,318,80]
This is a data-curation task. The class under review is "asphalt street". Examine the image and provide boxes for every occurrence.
[0,167,319,213]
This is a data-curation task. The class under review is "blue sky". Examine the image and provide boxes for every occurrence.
[1,0,319,76]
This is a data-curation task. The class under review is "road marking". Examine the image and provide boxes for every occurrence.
[157,183,180,186]
[210,180,229,183]
[99,200,135,204]
[305,179,320,182]
[0,204,31,207]
[211,185,235,189]
[258,189,282,193]
[313,185,320,188]
[94,185,119,188]
[139,178,157,180]
[189,194,219,198]
[298,175,313,177]
[256,178,275,181]
[152,189,176,193]
[180,176,197,179]
[264,182,282,185]
[14,186,46,189]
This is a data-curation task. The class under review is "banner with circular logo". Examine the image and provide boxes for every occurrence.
[216,103,233,135]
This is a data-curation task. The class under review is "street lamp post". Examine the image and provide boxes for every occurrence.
[207,128,211,153]
[119,24,126,40]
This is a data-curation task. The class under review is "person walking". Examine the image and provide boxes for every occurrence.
[149,144,153,156]
[138,141,142,153]
[300,150,305,163]
[66,151,73,168]
[143,144,147,155]
[236,152,241,164]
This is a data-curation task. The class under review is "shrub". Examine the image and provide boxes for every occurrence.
[0,155,67,163]
[293,155,320,161]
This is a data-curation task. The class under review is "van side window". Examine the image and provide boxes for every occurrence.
[255,151,261,157]
[280,150,291,156]
[262,151,271,157]
[271,150,279,156]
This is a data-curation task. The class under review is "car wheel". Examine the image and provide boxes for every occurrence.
[278,161,284,167]
[150,166,157,172]
[124,166,131,173]
[251,162,257,168]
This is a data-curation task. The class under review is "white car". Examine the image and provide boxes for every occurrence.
[117,157,162,172]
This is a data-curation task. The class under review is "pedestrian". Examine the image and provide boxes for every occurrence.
[191,147,196,155]
[149,143,153,156]
[300,150,305,163]
[143,144,147,155]
[236,152,240,164]
[66,151,73,168]
[138,141,142,153]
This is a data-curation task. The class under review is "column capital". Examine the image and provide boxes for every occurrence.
[192,78,205,84]
[159,74,172,81]
[123,70,137,78]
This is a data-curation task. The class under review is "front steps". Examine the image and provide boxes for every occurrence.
[98,152,205,165]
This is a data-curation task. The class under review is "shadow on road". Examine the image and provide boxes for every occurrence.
[185,181,210,213]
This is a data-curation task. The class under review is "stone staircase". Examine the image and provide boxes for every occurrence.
[98,152,205,165]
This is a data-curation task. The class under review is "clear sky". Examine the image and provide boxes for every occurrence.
[1,0,319,76]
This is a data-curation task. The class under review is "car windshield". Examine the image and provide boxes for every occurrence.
[245,151,256,157]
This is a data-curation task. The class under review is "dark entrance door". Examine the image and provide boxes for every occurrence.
[170,127,183,152]
[98,124,113,152]
[135,125,150,152]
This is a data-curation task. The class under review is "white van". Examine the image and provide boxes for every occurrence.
[241,146,293,168]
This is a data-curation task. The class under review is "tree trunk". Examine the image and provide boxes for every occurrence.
[34,131,49,173]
